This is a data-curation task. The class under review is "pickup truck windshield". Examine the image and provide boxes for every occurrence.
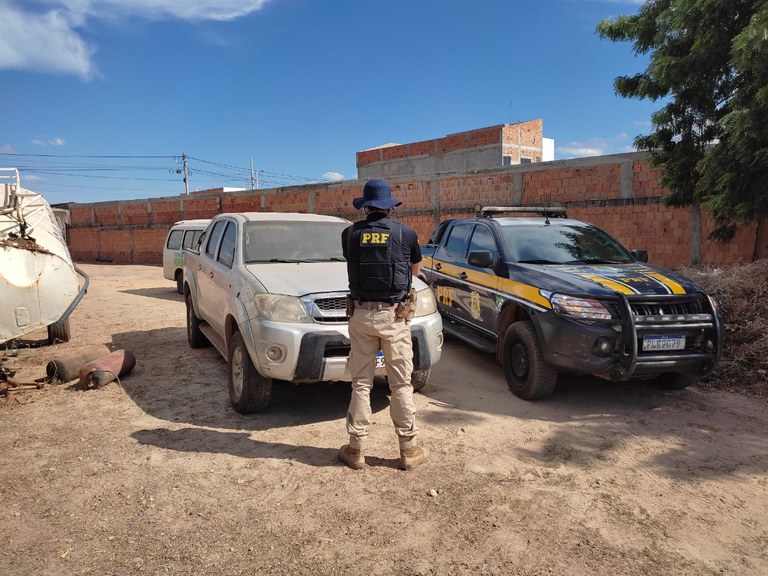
[243,221,348,263]
[500,223,633,264]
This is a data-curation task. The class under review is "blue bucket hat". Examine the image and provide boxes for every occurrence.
[353,179,402,210]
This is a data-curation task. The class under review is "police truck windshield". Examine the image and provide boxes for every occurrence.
[243,221,348,263]
[500,223,633,265]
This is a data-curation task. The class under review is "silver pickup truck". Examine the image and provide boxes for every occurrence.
[184,212,443,413]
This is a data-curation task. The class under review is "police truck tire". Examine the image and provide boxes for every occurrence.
[186,293,210,348]
[656,372,697,390]
[411,368,430,392]
[47,318,71,344]
[502,321,557,400]
[175,270,184,294]
[228,331,272,413]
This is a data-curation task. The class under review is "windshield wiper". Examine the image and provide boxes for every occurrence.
[245,258,303,263]
[516,259,561,264]
[563,258,628,264]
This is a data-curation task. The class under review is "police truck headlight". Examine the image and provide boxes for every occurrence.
[254,294,312,323]
[550,294,613,323]
[414,288,438,317]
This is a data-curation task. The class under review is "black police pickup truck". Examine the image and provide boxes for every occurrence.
[420,206,723,400]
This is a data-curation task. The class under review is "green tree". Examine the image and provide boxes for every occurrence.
[597,0,768,242]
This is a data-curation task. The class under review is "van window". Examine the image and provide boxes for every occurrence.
[167,229,184,250]
[183,229,203,250]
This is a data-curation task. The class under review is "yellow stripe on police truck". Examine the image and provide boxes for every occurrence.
[424,257,551,309]
[645,272,686,294]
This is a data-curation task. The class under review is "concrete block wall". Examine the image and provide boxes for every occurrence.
[66,151,767,268]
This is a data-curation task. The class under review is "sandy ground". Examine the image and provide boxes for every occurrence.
[1,263,767,576]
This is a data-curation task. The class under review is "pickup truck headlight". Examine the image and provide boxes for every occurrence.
[550,294,613,323]
[414,288,438,317]
[254,294,312,323]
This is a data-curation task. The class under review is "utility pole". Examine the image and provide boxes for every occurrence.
[250,158,255,191]
[182,153,190,195]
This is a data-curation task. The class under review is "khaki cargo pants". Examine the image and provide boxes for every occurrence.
[346,303,419,450]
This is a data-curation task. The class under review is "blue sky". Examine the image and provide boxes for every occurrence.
[0,0,653,205]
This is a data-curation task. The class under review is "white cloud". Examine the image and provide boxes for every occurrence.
[557,133,637,158]
[23,174,43,182]
[50,137,66,146]
[32,139,47,146]
[0,2,96,79]
[0,1,273,79]
[323,172,344,182]
[1,144,15,153]
[91,0,273,22]
[557,144,605,158]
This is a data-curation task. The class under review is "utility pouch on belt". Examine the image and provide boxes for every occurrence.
[346,295,355,319]
[395,288,417,323]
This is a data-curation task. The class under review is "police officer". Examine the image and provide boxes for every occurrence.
[339,179,429,470]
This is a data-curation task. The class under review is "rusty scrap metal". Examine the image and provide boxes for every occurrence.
[78,349,136,389]
[46,344,111,383]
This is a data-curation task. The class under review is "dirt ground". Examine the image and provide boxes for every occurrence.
[1,264,767,576]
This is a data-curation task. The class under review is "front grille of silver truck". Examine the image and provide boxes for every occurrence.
[302,292,349,323]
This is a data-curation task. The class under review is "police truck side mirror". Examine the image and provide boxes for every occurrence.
[631,249,648,263]
[468,250,494,268]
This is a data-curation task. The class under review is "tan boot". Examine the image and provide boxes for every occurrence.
[338,444,365,470]
[399,445,430,470]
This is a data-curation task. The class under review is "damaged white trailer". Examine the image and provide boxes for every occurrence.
[0,168,88,344]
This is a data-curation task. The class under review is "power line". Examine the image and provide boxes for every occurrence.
[1,151,344,197]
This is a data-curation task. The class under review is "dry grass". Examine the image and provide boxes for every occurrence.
[681,259,768,399]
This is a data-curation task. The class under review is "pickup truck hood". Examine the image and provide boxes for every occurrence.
[514,262,704,297]
[244,262,349,296]
[244,262,429,296]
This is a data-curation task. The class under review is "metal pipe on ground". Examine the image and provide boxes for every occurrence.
[78,349,136,389]
[46,344,111,383]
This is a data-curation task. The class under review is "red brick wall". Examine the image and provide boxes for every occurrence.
[66,152,766,267]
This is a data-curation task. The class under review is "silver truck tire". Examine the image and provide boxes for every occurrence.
[411,368,430,392]
[186,293,210,348]
[228,331,272,413]
[502,321,557,400]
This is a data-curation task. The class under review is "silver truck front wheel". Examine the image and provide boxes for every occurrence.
[228,332,272,414]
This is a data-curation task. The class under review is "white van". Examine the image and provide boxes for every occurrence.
[163,219,210,293]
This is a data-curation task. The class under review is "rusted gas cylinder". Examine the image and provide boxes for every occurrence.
[78,349,136,388]
[46,344,111,383]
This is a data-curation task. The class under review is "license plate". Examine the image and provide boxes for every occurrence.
[375,353,385,368]
[643,335,685,351]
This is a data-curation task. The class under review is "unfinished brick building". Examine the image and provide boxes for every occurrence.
[356,120,554,180]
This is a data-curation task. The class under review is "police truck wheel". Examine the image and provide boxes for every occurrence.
[656,372,697,390]
[411,368,430,392]
[502,321,557,400]
[186,293,210,348]
[228,331,272,413]
[47,318,71,344]
[175,270,184,294]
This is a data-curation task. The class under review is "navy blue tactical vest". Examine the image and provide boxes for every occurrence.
[347,217,410,303]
